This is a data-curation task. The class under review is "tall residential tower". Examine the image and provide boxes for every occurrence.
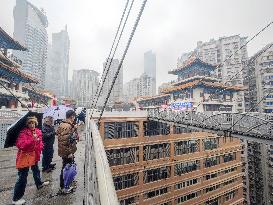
[13,0,48,88]
[101,59,123,105]
[144,50,156,95]
[72,69,99,107]
[46,26,70,97]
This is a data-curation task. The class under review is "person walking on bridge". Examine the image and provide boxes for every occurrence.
[12,116,50,205]
[56,110,78,194]
[42,116,56,173]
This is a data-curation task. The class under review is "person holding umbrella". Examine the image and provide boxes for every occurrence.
[42,116,56,173]
[12,116,50,205]
[56,110,78,194]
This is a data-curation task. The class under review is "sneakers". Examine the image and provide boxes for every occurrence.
[61,187,74,194]
[12,199,26,205]
[37,181,50,190]
[71,180,77,189]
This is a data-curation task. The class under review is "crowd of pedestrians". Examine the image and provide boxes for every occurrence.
[11,109,84,205]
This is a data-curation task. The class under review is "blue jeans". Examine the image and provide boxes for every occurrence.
[13,163,43,201]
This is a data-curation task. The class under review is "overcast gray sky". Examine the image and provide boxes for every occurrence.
[1,0,273,87]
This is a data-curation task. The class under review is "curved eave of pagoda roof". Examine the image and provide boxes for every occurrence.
[162,80,244,94]
[168,58,217,75]
[0,62,38,84]
[173,76,219,86]
[0,27,27,51]
[23,86,51,99]
[137,94,171,102]
[0,52,21,68]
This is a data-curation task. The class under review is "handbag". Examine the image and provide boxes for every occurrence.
[63,163,77,188]
[16,150,36,169]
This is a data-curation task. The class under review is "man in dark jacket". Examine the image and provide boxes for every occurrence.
[76,108,86,124]
[56,110,77,194]
[42,116,56,173]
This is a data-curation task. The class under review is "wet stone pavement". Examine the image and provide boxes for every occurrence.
[0,139,86,205]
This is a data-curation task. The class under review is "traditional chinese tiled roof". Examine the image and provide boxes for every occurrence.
[169,57,216,75]
[162,79,244,93]
[0,27,27,51]
[137,94,171,102]
[0,61,38,83]
[173,76,219,86]
[23,85,52,99]
[0,52,20,68]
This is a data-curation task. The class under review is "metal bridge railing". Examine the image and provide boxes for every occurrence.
[0,110,23,148]
[84,116,119,205]
[148,108,273,142]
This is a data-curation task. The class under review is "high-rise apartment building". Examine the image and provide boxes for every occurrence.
[13,0,48,88]
[244,43,273,113]
[45,26,70,97]
[101,59,123,105]
[124,78,139,102]
[124,73,156,102]
[243,43,273,205]
[137,73,156,98]
[101,58,244,205]
[72,69,99,107]
[178,35,248,113]
[144,50,156,95]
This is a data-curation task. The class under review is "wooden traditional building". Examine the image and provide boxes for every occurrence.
[0,26,51,109]
[138,58,244,113]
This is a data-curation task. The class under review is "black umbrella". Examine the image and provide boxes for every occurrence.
[4,111,43,148]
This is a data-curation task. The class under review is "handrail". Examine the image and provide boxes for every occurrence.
[84,115,119,205]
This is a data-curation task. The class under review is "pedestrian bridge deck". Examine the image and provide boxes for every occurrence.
[0,141,85,205]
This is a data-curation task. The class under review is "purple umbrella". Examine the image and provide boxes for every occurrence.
[63,163,77,189]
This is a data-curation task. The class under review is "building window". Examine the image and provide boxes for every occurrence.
[224,190,237,202]
[144,121,170,136]
[223,153,236,163]
[203,138,219,150]
[104,122,138,139]
[223,178,236,186]
[174,160,200,176]
[204,156,220,168]
[175,191,200,204]
[120,195,139,205]
[204,172,218,180]
[175,178,199,190]
[144,143,170,161]
[143,186,170,199]
[205,198,220,205]
[144,166,171,183]
[113,173,139,190]
[174,140,198,155]
[204,184,221,193]
[173,126,198,134]
[106,147,139,166]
